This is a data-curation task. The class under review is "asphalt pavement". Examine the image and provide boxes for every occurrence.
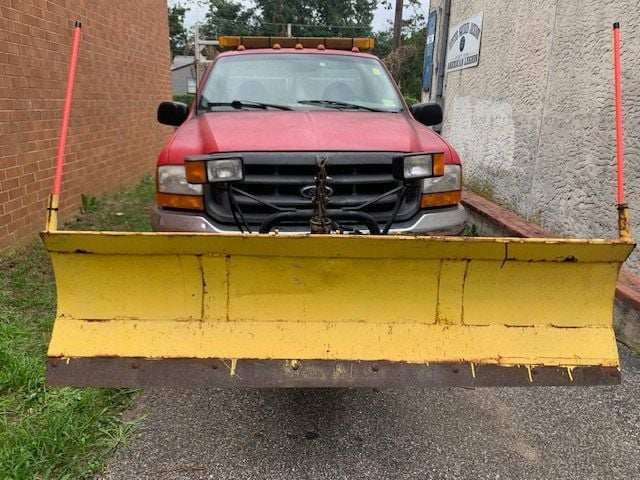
[100,347,640,480]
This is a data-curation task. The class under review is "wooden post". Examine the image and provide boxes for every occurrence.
[393,0,403,50]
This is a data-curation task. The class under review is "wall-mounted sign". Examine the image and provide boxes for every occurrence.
[446,13,483,72]
[422,10,437,92]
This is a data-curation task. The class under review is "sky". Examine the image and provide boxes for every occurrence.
[168,0,430,33]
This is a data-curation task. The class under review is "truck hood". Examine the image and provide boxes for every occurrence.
[162,111,457,163]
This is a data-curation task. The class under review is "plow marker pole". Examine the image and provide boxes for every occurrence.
[47,21,82,232]
[613,22,630,241]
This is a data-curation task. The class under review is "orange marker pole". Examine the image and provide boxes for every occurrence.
[613,23,624,205]
[47,21,82,231]
[613,22,631,240]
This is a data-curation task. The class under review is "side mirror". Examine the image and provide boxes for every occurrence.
[157,101,190,127]
[410,102,443,127]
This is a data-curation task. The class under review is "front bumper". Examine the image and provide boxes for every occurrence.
[151,204,468,235]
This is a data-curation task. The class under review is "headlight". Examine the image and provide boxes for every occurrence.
[185,157,244,184]
[393,153,445,181]
[420,164,462,208]
[207,158,244,183]
[422,164,461,193]
[157,165,203,195]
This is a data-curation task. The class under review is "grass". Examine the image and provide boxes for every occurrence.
[462,224,478,237]
[0,176,155,479]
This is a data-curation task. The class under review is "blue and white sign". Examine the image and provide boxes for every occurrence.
[422,10,437,91]
[446,13,483,72]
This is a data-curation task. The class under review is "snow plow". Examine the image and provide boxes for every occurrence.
[43,25,634,388]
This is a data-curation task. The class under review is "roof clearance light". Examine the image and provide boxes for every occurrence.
[354,38,375,50]
[219,36,241,48]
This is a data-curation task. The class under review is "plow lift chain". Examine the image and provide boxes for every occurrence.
[253,157,401,235]
[310,155,332,234]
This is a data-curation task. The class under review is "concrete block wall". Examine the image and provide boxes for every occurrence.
[429,0,640,274]
[0,0,173,252]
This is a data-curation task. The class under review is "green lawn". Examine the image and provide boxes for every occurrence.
[0,176,155,479]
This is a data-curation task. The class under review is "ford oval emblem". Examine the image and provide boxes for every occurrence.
[300,185,333,199]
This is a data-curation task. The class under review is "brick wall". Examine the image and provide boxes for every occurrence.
[0,0,173,252]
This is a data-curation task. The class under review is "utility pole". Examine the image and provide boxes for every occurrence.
[393,0,403,50]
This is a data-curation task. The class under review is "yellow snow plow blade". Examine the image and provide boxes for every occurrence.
[42,231,634,388]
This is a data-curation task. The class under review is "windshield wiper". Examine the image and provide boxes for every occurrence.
[207,100,292,111]
[297,100,391,112]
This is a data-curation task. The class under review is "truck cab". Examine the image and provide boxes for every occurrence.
[152,37,467,235]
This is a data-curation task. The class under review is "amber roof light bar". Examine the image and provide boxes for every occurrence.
[218,36,375,51]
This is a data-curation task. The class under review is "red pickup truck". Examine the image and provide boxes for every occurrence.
[152,37,467,235]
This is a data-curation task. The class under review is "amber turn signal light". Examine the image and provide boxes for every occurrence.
[420,190,462,209]
[156,193,204,211]
[433,153,445,176]
[185,161,207,184]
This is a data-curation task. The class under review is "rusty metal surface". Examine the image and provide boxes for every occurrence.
[46,357,621,388]
[310,155,331,233]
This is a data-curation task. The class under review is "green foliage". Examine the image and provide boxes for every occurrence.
[168,3,190,57]
[255,0,376,36]
[378,0,426,37]
[379,2,428,100]
[397,27,426,100]
[0,177,155,478]
[462,224,479,237]
[198,0,376,38]
[80,194,101,214]
[372,29,393,58]
[72,176,155,233]
[0,242,135,479]
[173,93,195,108]
[402,94,420,106]
[200,0,256,38]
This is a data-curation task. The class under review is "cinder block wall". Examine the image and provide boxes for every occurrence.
[0,0,172,252]
[429,0,640,274]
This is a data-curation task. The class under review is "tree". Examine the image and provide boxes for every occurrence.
[379,1,428,101]
[196,0,376,39]
[199,0,257,38]
[169,3,190,57]
[393,0,402,50]
[372,29,393,58]
[252,0,376,37]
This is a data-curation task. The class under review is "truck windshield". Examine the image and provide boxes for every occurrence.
[198,53,404,113]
